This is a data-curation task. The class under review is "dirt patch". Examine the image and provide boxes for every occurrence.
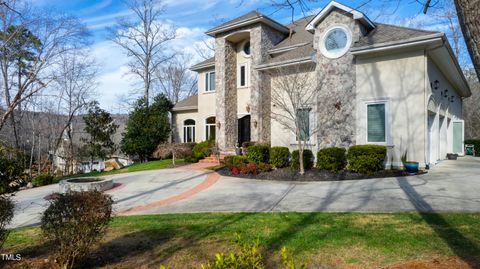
[218,167,426,182]
[384,257,475,269]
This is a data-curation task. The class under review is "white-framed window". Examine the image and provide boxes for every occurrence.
[319,25,352,59]
[237,63,248,88]
[205,116,216,140]
[242,41,251,56]
[366,101,389,144]
[205,71,215,92]
[183,119,196,143]
[296,108,311,142]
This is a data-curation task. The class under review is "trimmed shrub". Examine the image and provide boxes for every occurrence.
[41,191,113,269]
[246,144,270,164]
[291,149,314,170]
[224,155,248,167]
[316,147,347,171]
[192,140,214,160]
[347,145,387,175]
[270,147,290,168]
[464,139,480,156]
[32,174,55,187]
[0,196,14,250]
[241,141,256,149]
[152,143,196,159]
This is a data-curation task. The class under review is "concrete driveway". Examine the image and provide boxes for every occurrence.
[9,157,480,228]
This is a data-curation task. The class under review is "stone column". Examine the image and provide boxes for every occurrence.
[215,37,238,151]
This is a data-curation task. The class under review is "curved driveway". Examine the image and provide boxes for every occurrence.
[9,157,480,228]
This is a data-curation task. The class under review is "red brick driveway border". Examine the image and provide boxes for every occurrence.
[115,162,220,216]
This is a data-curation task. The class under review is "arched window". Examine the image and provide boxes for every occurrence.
[183,119,195,143]
[205,117,216,140]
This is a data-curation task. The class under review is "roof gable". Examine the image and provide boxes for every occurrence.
[306,1,375,31]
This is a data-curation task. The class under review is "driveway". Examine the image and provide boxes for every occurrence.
[9,157,480,228]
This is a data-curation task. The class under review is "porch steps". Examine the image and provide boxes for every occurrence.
[198,154,226,164]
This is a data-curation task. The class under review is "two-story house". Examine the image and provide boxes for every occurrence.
[172,1,471,168]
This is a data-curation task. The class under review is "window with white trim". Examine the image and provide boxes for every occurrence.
[205,116,216,140]
[205,71,215,92]
[238,63,248,87]
[367,103,386,143]
[296,108,311,141]
[183,119,195,143]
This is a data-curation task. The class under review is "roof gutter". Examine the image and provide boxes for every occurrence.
[172,106,198,112]
[190,62,215,72]
[206,16,290,37]
[255,56,314,71]
[351,33,444,55]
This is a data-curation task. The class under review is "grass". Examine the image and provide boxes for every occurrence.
[4,212,480,268]
[62,159,185,179]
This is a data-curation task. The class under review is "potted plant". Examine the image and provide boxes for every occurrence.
[401,151,419,174]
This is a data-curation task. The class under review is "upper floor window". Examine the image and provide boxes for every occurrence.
[243,41,250,56]
[238,63,248,88]
[205,71,215,92]
[320,26,351,59]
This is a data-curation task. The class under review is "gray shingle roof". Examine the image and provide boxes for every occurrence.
[207,11,262,34]
[271,15,315,50]
[353,23,440,48]
[190,57,215,71]
[172,95,198,111]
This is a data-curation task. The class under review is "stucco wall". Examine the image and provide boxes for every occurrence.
[172,110,198,143]
[355,50,426,167]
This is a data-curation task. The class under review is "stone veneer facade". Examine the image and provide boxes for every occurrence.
[313,9,362,148]
[215,24,286,150]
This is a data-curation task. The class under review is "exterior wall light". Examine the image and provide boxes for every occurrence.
[246,104,250,113]
[433,80,440,90]
[216,121,221,129]
[253,120,258,128]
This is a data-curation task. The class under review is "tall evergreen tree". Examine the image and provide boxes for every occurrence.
[121,94,172,162]
[81,101,119,168]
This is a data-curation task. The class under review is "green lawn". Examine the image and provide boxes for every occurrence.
[64,159,185,178]
[5,212,480,268]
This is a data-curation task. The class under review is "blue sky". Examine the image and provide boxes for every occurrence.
[30,0,465,111]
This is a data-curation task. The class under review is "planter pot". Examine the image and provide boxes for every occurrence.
[235,147,242,155]
[446,153,458,160]
[403,162,419,174]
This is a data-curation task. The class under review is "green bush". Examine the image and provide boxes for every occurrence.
[0,145,25,194]
[0,196,14,250]
[32,174,55,187]
[241,141,256,149]
[316,147,347,171]
[192,140,213,160]
[347,145,387,175]
[41,190,113,269]
[224,155,248,167]
[270,147,290,168]
[465,139,480,156]
[291,149,314,170]
[246,144,270,164]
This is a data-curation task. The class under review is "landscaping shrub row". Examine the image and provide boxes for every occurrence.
[223,144,387,175]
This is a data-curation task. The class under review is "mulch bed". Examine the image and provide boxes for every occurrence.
[217,167,427,181]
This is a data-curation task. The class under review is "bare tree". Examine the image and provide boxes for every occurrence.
[193,38,215,60]
[270,64,323,175]
[109,0,176,106]
[463,68,480,138]
[155,53,197,104]
[51,49,97,174]
[0,1,89,132]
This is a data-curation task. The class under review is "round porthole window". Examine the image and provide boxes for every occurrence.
[320,26,351,59]
[243,41,251,56]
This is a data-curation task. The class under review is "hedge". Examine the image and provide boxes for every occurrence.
[316,147,347,171]
[192,140,214,160]
[347,145,387,175]
[246,144,270,164]
[32,174,56,187]
[224,155,248,167]
[270,147,290,168]
[291,149,314,170]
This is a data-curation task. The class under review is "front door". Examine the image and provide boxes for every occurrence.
[238,115,251,146]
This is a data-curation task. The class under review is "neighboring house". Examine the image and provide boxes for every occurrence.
[172,1,471,169]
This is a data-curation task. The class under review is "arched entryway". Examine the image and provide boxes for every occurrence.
[238,115,251,146]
